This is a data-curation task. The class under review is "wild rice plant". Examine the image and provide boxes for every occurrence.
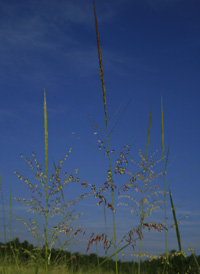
[91,1,150,272]
[131,106,163,274]
[92,2,167,274]
[1,2,198,274]
[117,148,164,274]
[13,90,90,272]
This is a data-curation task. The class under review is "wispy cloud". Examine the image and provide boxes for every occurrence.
[143,0,181,10]
[0,0,127,84]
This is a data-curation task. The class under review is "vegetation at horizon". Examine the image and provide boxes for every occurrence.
[0,238,199,274]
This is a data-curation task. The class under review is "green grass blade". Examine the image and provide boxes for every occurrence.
[109,99,132,136]
[190,249,200,274]
[165,142,170,171]
[108,100,124,127]
[138,104,152,274]
[169,189,184,274]
[161,95,168,274]
[169,190,182,252]
[92,242,130,271]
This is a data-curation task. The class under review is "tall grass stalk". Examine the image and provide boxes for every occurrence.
[93,1,118,273]
[13,89,88,273]
[189,248,200,274]
[169,191,181,253]
[138,105,152,274]
[0,177,7,244]
[161,95,169,274]
[169,190,184,273]
[0,177,8,271]
[9,188,12,241]
[44,89,49,272]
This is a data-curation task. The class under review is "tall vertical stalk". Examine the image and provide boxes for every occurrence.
[0,177,7,266]
[169,190,184,274]
[0,177,7,244]
[93,1,118,273]
[9,188,12,241]
[161,95,168,274]
[190,248,200,274]
[44,89,49,272]
[138,105,152,274]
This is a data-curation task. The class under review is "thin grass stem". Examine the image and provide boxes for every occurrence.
[161,95,169,274]
[0,177,8,268]
[138,104,152,274]
[169,190,184,274]
[44,89,49,272]
[93,1,118,273]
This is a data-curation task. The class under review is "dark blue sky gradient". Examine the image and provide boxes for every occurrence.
[0,0,200,260]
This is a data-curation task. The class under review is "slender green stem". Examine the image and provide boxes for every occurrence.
[69,239,74,274]
[44,90,49,272]
[138,216,143,274]
[161,95,168,274]
[92,241,131,271]
[0,177,8,265]
[169,190,184,274]
[138,104,152,274]
[9,188,12,241]
[190,248,200,274]
[0,177,7,244]
[93,2,118,273]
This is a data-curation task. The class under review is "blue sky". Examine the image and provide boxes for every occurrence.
[0,0,200,261]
